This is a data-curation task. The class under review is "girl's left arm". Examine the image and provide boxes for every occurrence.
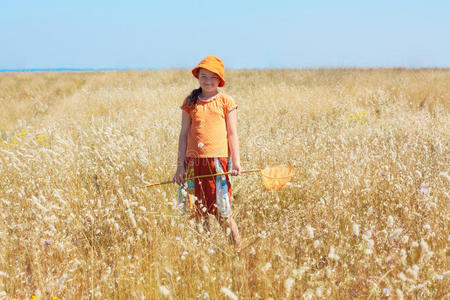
[226,109,241,176]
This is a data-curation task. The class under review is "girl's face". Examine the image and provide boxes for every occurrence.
[198,68,220,94]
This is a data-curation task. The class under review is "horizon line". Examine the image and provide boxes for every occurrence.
[1,66,449,73]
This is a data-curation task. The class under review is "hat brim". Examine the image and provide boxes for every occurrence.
[192,66,225,87]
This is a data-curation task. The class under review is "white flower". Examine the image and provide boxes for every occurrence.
[262,262,271,272]
[315,287,323,297]
[285,277,295,296]
[406,265,419,280]
[328,246,339,260]
[220,287,238,300]
[396,289,404,299]
[398,272,407,281]
[159,285,170,298]
[352,223,360,236]
[401,235,409,244]
[313,240,320,248]
[420,239,433,259]
[198,142,204,148]
[420,187,429,195]
[400,249,407,265]
[305,225,314,239]
[389,228,403,240]
[387,215,394,227]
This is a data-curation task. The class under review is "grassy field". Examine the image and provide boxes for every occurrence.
[0,69,449,299]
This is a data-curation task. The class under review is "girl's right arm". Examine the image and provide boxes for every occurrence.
[173,110,191,185]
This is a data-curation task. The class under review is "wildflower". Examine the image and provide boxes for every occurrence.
[352,223,360,236]
[420,239,433,260]
[305,225,314,239]
[315,287,323,297]
[220,287,238,300]
[401,235,409,244]
[396,289,404,299]
[389,228,402,240]
[127,208,137,228]
[202,264,209,273]
[406,265,419,280]
[439,171,450,182]
[387,215,394,227]
[262,262,271,272]
[17,130,28,136]
[420,187,429,195]
[328,246,339,260]
[383,288,390,296]
[313,240,320,248]
[159,285,170,298]
[285,277,295,296]
[400,249,407,265]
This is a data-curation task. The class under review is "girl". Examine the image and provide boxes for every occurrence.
[173,55,241,249]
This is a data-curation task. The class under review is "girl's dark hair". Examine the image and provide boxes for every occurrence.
[185,87,202,108]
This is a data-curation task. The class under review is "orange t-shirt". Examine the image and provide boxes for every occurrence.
[180,93,238,158]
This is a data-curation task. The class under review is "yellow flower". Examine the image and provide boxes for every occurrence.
[16,130,28,136]
[36,134,47,143]
[31,296,38,300]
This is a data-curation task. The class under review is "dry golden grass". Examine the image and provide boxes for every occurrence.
[0,68,449,299]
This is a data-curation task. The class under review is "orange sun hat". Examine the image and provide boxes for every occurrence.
[192,55,225,87]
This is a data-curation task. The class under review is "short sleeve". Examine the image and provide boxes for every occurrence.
[180,98,190,114]
[224,95,238,115]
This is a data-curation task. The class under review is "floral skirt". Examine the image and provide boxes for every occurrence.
[178,157,233,218]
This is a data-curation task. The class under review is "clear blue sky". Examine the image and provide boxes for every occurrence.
[1,0,449,69]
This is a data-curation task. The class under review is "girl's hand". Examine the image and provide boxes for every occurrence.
[173,166,186,186]
[230,163,241,176]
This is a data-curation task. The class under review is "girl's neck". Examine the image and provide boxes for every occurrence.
[199,90,219,100]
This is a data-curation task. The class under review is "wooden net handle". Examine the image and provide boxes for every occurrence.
[143,169,262,187]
